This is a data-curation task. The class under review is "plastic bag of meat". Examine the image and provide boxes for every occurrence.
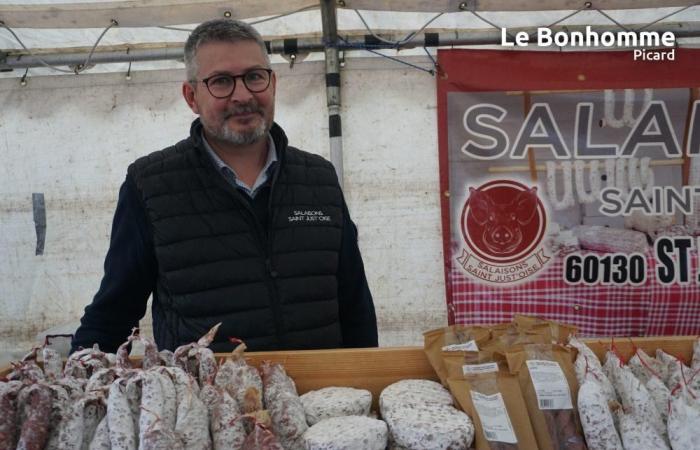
[443,351,537,450]
[302,415,388,450]
[505,344,587,450]
[577,378,623,450]
[299,387,372,425]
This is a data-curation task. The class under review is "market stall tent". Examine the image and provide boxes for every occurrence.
[1,0,699,363]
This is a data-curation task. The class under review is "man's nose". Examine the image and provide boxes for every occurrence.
[230,80,254,102]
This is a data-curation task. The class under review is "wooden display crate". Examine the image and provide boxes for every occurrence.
[2,336,696,410]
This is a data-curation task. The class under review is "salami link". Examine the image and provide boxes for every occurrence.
[241,423,284,450]
[43,384,71,450]
[88,415,111,450]
[153,368,177,432]
[82,393,108,450]
[108,378,138,450]
[668,388,700,449]
[577,379,623,450]
[617,409,669,450]
[16,383,52,450]
[261,361,308,450]
[199,384,246,450]
[140,336,160,371]
[0,380,23,450]
[215,341,263,414]
[139,371,165,449]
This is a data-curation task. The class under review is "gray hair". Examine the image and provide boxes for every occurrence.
[184,19,269,82]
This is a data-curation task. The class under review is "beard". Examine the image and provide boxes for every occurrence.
[203,101,271,146]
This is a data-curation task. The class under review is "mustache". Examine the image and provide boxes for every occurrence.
[225,102,264,117]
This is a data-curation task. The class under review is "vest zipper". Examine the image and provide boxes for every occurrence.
[234,189,283,348]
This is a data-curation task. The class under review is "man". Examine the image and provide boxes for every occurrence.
[72,19,378,353]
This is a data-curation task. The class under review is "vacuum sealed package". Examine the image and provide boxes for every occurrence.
[444,351,538,450]
[506,344,587,450]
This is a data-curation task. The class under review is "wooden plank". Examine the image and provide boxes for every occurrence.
[243,347,437,410]
[582,335,697,363]
[1,337,696,410]
[0,1,317,29]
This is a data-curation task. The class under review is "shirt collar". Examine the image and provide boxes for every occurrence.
[201,131,278,195]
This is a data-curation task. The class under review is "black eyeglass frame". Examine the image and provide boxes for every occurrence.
[196,68,273,99]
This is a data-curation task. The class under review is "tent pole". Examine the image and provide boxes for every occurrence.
[320,0,344,187]
[3,22,700,71]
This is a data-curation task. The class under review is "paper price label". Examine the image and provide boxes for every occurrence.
[526,360,573,410]
[462,362,498,375]
[442,340,479,352]
[470,391,518,444]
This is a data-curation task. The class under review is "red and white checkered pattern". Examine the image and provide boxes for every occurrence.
[448,249,700,337]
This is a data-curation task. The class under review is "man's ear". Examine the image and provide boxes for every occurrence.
[270,71,277,96]
[182,81,200,115]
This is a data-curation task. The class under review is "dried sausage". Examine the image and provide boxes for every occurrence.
[107,378,138,450]
[0,380,23,450]
[16,383,52,450]
[577,379,623,450]
[261,361,308,450]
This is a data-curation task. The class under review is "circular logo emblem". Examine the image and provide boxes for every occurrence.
[461,180,546,264]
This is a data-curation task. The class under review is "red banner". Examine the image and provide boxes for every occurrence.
[437,49,700,336]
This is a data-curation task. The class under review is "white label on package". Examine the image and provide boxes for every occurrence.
[470,391,518,444]
[441,340,479,351]
[462,362,499,375]
[526,360,573,410]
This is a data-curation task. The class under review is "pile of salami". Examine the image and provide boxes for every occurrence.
[425,316,700,450]
[0,325,475,450]
[1,325,301,450]
[572,336,700,450]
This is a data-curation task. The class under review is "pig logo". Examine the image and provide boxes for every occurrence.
[461,180,546,265]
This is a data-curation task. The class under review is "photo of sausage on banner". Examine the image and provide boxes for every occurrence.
[437,49,700,337]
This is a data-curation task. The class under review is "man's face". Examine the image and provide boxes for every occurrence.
[183,40,276,147]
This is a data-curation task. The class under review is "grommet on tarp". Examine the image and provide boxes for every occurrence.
[223,10,232,18]
[459,0,477,11]
[281,52,307,69]
[20,68,28,86]
[125,48,132,80]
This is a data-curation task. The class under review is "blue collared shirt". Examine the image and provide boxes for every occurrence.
[201,132,277,198]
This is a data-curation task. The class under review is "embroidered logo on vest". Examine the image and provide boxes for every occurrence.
[288,209,332,223]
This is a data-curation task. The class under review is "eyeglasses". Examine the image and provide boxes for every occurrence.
[196,68,273,98]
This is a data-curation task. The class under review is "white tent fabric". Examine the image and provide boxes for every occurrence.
[1,1,700,362]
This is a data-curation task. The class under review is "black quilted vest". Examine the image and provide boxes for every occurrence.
[128,120,344,352]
